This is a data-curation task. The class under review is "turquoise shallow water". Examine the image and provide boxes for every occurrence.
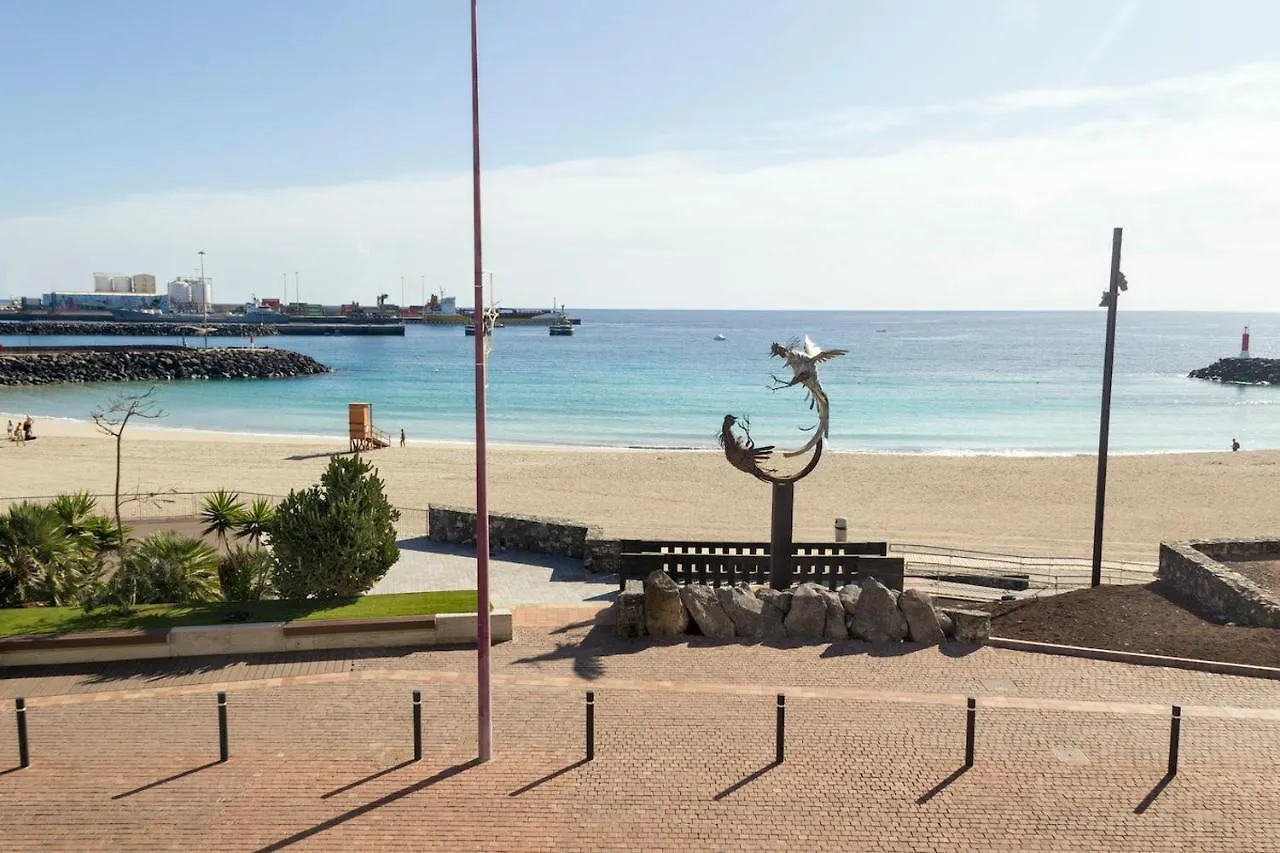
[2,310,1278,454]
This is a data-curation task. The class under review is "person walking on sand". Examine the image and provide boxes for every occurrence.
[1232,438,1241,452]
[400,428,406,447]
[23,416,34,441]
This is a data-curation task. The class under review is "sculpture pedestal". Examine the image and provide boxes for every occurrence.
[769,482,794,590]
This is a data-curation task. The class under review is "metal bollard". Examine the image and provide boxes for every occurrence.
[586,691,595,761]
[15,698,29,769]
[1168,705,1181,776]
[775,694,786,764]
[412,690,422,762]
[833,517,848,543]
[964,697,976,767]
[217,692,228,763]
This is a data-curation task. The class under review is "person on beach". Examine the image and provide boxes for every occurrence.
[23,416,34,441]
[400,428,406,447]
[1232,438,1241,452]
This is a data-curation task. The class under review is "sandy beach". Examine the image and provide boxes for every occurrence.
[2,413,1276,562]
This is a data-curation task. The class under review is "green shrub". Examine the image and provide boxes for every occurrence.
[218,546,275,602]
[0,501,94,606]
[270,455,400,598]
[111,532,222,605]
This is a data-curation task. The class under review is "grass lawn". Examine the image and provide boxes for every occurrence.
[0,590,479,638]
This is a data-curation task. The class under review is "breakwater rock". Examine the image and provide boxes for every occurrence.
[0,321,277,337]
[1188,358,1280,385]
[0,346,330,385]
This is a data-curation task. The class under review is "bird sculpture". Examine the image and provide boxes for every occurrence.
[768,336,847,456]
[718,414,776,483]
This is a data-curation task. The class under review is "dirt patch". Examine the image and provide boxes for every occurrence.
[1222,557,1280,596]
[989,581,1280,669]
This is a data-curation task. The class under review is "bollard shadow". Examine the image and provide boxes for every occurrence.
[112,760,222,799]
[0,766,25,777]
[508,758,590,796]
[915,766,970,804]
[321,759,418,799]
[1134,773,1175,814]
[255,758,481,852]
[713,762,778,800]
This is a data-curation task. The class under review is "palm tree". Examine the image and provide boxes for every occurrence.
[234,498,275,549]
[199,490,245,552]
[48,491,121,559]
[0,502,91,606]
[114,533,222,604]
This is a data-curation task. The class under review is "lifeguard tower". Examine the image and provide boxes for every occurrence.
[348,402,391,452]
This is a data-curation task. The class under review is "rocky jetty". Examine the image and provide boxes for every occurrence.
[1189,358,1280,385]
[0,346,329,385]
[0,321,277,337]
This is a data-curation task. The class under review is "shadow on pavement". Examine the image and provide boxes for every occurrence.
[509,622,652,680]
[508,758,590,796]
[915,765,969,804]
[322,759,418,799]
[1134,773,1175,814]
[713,762,778,800]
[255,758,482,852]
[112,760,223,799]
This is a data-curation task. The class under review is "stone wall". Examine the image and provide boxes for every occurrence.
[0,347,329,385]
[428,505,599,558]
[1158,539,1280,628]
[618,572,990,646]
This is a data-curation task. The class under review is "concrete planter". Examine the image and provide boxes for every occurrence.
[0,610,512,668]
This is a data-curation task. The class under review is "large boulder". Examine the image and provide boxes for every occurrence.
[756,587,793,614]
[644,570,689,638]
[938,611,955,637]
[783,584,827,641]
[820,587,849,641]
[898,588,944,645]
[680,584,736,640]
[616,579,647,638]
[759,601,788,639]
[946,609,991,644]
[851,577,909,644]
[837,584,861,616]
[716,584,764,639]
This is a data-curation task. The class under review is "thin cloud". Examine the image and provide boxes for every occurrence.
[2,63,1279,312]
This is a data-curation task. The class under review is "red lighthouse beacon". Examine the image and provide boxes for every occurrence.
[1240,326,1251,359]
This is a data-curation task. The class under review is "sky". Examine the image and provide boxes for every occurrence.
[2,0,1280,311]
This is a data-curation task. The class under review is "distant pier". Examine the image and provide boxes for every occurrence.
[0,320,404,337]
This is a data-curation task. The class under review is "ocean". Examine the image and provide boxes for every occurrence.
[2,310,1277,454]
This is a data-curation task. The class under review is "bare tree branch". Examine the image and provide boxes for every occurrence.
[91,388,166,551]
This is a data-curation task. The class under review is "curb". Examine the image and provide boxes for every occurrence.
[986,635,1280,681]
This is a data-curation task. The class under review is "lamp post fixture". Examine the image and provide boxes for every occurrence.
[470,0,493,763]
[1091,227,1127,588]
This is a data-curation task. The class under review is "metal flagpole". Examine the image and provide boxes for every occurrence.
[470,0,493,762]
[1091,227,1124,588]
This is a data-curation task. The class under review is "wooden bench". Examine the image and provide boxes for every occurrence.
[280,615,437,637]
[0,628,170,652]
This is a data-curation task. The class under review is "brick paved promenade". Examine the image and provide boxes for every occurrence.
[3,614,1279,851]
